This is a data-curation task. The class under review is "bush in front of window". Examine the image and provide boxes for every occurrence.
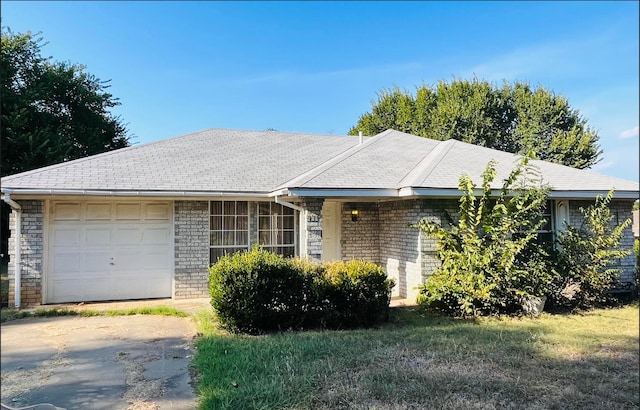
[208,247,313,334]
[551,190,632,309]
[209,249,395,334]
[415,156,553,317]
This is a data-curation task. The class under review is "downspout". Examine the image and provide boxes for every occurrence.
[3,193,22,308]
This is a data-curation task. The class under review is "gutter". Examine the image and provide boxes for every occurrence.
[0,188,273,198]
[2,192,22,308]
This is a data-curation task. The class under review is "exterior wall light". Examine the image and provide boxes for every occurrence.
[351,209,359,222]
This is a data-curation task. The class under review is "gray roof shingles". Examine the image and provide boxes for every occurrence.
[2,128,638,196]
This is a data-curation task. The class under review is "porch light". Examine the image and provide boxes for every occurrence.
[351,209,359,222]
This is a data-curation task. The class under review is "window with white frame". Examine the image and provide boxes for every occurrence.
[257,202,296,257]
[210,201,249,264]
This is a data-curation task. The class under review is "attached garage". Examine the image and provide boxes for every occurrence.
[47,200,173,303]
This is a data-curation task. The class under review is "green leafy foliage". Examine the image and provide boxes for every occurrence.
[209,248,311,333]
[416,157,553,316]
[318,260,393,328]
[349,78,601,169]
[1,29,130,177]
[209,248,395,334]
[1,28,130,258]
[552,191,632,309]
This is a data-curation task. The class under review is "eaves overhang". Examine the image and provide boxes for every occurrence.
[0,188,274,200]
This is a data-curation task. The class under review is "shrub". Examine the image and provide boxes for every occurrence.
[209,249,395,333]
[416,156,553,316]
[551,190,632,309]
[320,260,395,328]
[209,248,312,333]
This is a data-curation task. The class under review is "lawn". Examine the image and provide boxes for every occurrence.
[192,304,639,410]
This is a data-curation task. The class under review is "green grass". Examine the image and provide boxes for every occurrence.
[0,305,187,322]
[192,303,640,410]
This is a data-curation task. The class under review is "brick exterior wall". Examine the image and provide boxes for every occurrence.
[5,197,635,306]
[568,199,636,284]
[339,199,458,299]
[377,199,457,300]
[302,198,324,260]
[7,200,44,307]
[341,202,380,264]
[174,201,210,299]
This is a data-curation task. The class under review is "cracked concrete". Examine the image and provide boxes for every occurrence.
[1,315,198,410]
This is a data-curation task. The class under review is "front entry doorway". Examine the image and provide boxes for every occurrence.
[321,201,341,261]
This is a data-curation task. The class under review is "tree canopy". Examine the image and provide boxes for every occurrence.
[1,28,131,259]
[1,29,130,177]
[349,79,601,169]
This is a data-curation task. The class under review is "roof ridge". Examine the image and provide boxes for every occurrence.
[275,131,390,190]
[397,139,457,188]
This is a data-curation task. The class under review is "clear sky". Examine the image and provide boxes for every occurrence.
[2,1,638,182]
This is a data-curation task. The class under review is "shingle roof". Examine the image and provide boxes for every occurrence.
[1,129,360,193]
[2,128,638,198]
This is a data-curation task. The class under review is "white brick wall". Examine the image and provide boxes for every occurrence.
[7,200,44,307]
[174,201,210,299]
[302,198,324,260]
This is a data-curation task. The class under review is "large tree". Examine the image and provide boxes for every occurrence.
[349,78,601,169]
[1,29,130,260]
[1,29,130,177]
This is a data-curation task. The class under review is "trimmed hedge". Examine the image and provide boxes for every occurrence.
[209,248,395,334]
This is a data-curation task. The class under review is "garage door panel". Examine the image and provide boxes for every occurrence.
[115,203,141,220]
[142,227,170,244]
[86,203,111,220]
[113,251,143,271]
[52,253,81,273]
[112,273,170,299]
[84,252,112,272]
[144,204,170,220]
[53,203,82,220]
[49,279,82,303]
[83,278,113,301]
[48,201,173,304]
[113,228,142,245]
[142,250,170,270]
[85,228,111,246]
[53,228,81,246]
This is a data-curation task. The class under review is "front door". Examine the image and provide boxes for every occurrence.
[321,201,341,261]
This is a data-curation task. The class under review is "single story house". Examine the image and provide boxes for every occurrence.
[2,128,638,307]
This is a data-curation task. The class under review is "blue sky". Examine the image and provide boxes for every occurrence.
[2,1,638,182]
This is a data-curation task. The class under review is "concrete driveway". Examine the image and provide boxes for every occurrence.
[1,315,199,410]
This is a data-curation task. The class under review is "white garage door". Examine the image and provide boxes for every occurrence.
[47,201,173,303]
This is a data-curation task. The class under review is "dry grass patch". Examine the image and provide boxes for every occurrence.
[193,303,639,410]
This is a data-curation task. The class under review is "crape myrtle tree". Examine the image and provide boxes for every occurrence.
[1,28,130,258]
[349,78,602,170]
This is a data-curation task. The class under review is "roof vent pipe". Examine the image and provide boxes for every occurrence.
[358,131,363,144]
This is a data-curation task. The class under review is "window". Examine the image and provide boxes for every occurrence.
[257,202,296,257]
[210,201,249,264]
[535,200,554,248]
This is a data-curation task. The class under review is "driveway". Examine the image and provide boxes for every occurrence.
[1,315,199,410]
